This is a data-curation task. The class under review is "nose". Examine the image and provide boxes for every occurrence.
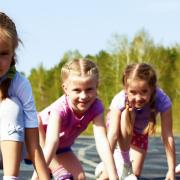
[79,91,88,99]
[135,94,142,101]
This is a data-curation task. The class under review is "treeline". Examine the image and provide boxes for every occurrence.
[28,30,180,134]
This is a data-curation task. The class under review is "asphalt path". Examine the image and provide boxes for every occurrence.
[0,136,180,180]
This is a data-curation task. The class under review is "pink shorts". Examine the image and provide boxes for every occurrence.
[131,131,148,151]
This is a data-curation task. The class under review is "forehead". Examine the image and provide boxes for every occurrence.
[126,78,150,89]
[0,33,13,50]
[66,74,97,85]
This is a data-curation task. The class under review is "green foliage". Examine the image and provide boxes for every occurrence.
[28,31,180,134]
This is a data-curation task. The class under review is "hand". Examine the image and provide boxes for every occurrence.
[165,169,175,180]
[31,170,38,180]
[121,104,135,135]
[97,170,109,180]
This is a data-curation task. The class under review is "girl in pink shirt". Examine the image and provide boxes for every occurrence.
[32,58,118,180]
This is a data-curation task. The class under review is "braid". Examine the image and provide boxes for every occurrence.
[125,95,134,135]
[143,91,156,135]
[61,58,99,83]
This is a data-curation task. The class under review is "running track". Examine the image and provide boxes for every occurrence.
[0,136,180,180]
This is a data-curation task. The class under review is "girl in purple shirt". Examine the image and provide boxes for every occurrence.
[97,63,176,180]
[32,58,118,180]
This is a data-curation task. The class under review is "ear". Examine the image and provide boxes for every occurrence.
[62,83,68,95]
[124,85,128,92]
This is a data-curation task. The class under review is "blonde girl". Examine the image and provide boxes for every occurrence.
[32,58,118,180]
[0,12,50,180]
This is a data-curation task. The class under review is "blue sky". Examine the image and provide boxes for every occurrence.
[1,0,180,76]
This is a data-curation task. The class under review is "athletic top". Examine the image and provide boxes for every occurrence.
[40,95,104,148]
[108,88,172,133]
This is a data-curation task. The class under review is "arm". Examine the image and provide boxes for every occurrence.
[107,108,121,151]
[32,111,61,179]
[25,128,50,180]
[160,108,176,180]
[16,76,50,179]
[42,110,61,166]
[93,113,118,180]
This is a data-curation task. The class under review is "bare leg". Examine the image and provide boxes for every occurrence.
[118,108,135,151]
[38,116,85,179]
[50,151,85,180]
[1,141,22,176]
[130,145,146,176]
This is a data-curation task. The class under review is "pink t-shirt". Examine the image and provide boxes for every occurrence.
[39,95,104,148]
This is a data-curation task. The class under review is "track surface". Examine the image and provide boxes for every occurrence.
[0,136,180,180]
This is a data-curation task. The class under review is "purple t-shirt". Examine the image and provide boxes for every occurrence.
[40,95,104,148]
[109,88,172,133]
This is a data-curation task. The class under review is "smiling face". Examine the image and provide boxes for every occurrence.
[63,74,98,117]
[0,38,13,77]
[125,78,153,109]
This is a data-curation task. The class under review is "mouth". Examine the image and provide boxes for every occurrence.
[135,101,146,108]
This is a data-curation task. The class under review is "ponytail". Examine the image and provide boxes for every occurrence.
[143,93,156,135]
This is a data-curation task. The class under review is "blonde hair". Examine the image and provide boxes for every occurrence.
[0,12,20,100]
[61,58,99,83]
[122,63,157,135]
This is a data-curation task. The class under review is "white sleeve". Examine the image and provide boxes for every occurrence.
[16,78,38,128]
[109,91,126,110]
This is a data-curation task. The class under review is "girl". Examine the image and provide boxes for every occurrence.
[0,12,50,179]
[32,58,118,180]
[98,63,176,180]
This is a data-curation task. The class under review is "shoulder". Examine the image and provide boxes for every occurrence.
[40,95,68,120]
[11,72,31,91]
[155,88,170,100]
[92,98,104,112]
[155,87,172,112]
[12,72,29,85]
[110,90,126,110]
[9,72,33,98]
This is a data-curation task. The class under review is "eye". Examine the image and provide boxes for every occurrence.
[86,88,94,91]
[129,90,136,95]
[141,89,149,94]
[72,88,80,92]
[142,90,148,93]
[0,51,10,56]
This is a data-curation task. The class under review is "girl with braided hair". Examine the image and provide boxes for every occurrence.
[32,58,118,180]
[0,12,50,179]
[96,63,176,180]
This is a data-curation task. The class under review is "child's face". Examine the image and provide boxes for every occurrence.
[125,78,153,109]
[63,74,98,116]
[0,38,13,77]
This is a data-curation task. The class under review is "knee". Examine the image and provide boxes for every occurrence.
[133,168,142,177]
